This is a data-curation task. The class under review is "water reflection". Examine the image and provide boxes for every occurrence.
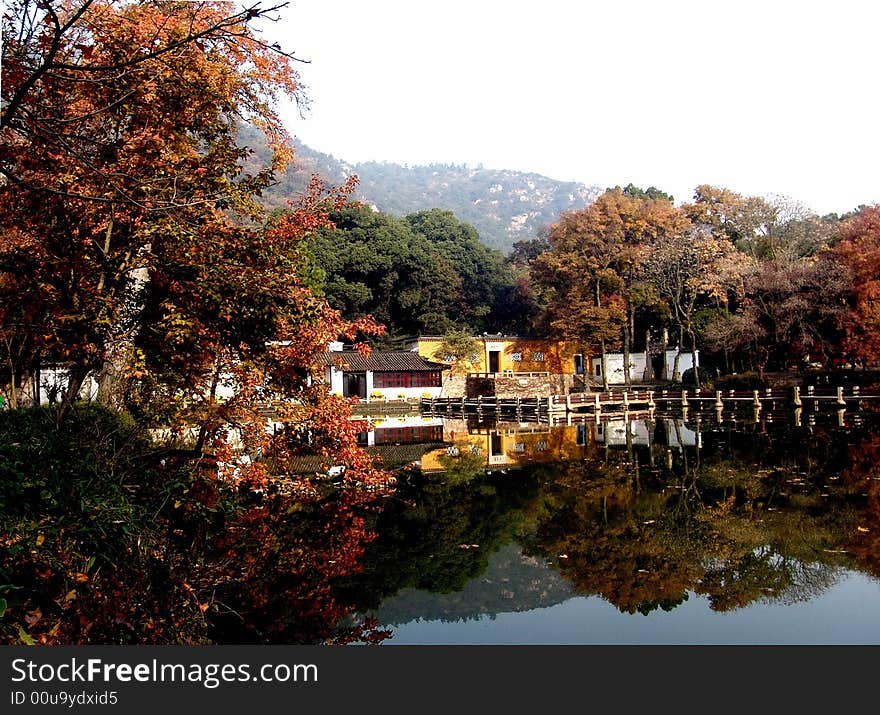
[338,410,880,643]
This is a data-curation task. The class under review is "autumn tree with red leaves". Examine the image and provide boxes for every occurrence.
[832,206,880,367]
[0,2,395,645]
[1,0,299,421]
[532,189,689,388]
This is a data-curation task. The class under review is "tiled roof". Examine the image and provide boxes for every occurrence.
[280,443,445,474]
[315,350,447,372]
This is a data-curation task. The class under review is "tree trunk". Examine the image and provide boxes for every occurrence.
[33,365,41,406]
[7,364,18,410]
[55,365,89,428]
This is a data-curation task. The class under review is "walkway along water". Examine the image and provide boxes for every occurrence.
[422,385,880,425]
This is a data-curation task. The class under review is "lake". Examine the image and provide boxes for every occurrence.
[328,406,880,644]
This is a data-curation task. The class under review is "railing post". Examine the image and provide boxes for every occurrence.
[836,386,846,407]
[793,386,801,407]
[753,390,761,410]
[715,390,723,409]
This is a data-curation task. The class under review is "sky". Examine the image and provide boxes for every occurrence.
[256,0,880,216]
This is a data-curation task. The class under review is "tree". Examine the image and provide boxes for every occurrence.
[431,328,482,376]
[686,185,777,255]
[0,0,393,536]
[0,0,300,423]
[531,206,624,390]
[1,1,296,199]
[405,208,512,332]
[304,204,462,342]
[615,182,675,204]
[831,206,880,366]
[646,228,736,385]
[532,189,690,387]
[0,1,404,646]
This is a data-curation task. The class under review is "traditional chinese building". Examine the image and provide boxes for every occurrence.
[315,342,448,401]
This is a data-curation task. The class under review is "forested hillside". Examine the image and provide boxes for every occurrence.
[240,124,601,253]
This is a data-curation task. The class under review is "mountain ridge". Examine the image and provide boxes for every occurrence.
[245,126,602,253]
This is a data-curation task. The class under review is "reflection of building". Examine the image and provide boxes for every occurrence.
[357,415,445,446]
[363,416,704,474]
[593,418,700,449]
[315,342,447,401]
[416,418,594,473]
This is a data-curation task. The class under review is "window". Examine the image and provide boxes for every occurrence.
[533,352,545,362]
[373,371,441,389]
[375,425,444,445]
[595,363,602,376]
[511,352,523,362]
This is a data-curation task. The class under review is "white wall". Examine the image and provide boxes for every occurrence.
[664,349,699,379]
[591,353,648,384]
[329,366,344,396]
[369,385,441,402]
[594,419,652,446]
[590,350,701,383]
[37,367,98,405]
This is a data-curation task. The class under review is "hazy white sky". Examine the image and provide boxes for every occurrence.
[259,0,880,216]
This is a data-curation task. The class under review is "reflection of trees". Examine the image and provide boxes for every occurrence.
[437,445,487,485]
[334,468,544,613]
[837,433,880,579]
[524,419,878,615]
[332,418,880,627]
[697,550,840,611]
[521,457,706,614]
[201,486,394,645]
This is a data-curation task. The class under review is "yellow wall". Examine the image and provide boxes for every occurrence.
[410,336,586,376]
[418,420,593,472]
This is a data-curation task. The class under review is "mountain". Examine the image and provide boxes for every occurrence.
[373,542,575,627]
[243,126,602,253]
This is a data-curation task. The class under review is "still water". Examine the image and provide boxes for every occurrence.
[332,407,880,644]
